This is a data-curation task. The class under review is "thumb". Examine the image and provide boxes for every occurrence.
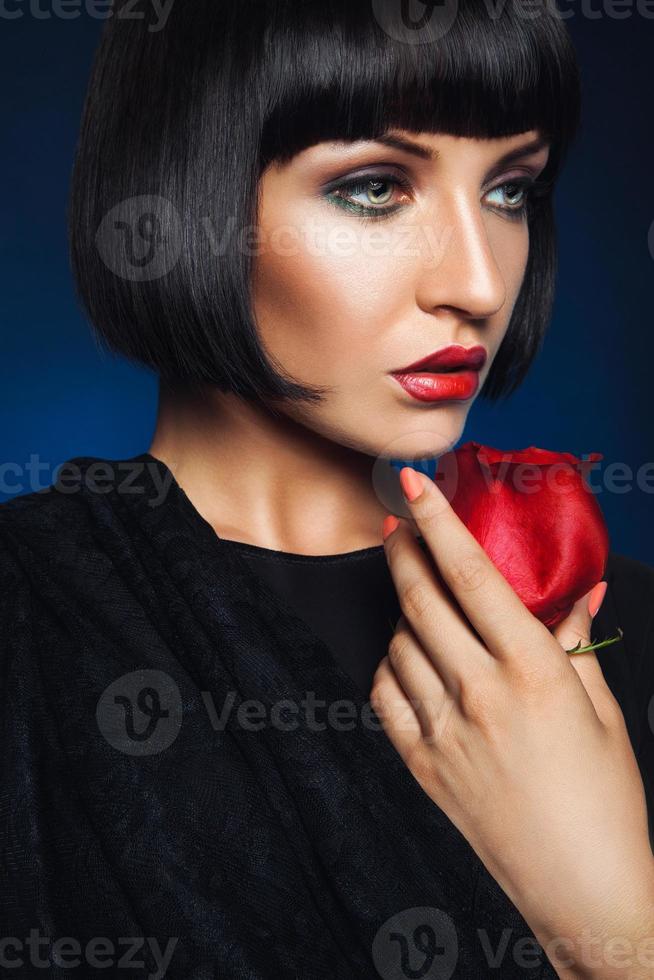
[551,581,613,716]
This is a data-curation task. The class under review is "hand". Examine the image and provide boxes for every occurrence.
[371,466,654,978]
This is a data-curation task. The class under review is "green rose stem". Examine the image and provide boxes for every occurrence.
[565,627,623,656]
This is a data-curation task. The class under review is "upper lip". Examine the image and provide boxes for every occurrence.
[392,344,487,374]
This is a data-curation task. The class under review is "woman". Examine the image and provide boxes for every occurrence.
[2,0,654,977]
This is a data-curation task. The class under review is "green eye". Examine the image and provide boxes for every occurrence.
[485,179,535,218]
[324,172,412,218]
[364,180,394,206]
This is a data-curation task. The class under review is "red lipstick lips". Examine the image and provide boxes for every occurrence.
[391,344,487,403]
[393,344,487,374]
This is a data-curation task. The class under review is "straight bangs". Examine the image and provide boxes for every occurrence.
[258,0,581,184]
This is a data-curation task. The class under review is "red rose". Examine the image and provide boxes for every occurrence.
[434,441,609,629]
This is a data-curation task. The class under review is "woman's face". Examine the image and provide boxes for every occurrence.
[251,128,550,460]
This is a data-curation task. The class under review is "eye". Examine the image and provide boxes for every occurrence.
[484,178,535,219]
[322,171,540,221]
[323,171,413,218]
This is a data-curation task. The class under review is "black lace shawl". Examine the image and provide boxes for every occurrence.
[1,453,653,979]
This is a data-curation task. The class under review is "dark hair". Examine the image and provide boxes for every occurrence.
[68,0,581,406]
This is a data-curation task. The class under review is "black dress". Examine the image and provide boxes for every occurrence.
[1,451,653,980]
[218,536,403,697]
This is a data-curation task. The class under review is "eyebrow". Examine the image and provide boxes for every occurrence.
[491,136,551,168]
[369,132,551,167]
[372,133,436,160]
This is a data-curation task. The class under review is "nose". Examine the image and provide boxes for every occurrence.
[414,192,508,322]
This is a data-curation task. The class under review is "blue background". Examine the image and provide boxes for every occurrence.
[2,9,653,563]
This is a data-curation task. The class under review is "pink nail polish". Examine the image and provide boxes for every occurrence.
[382,515,399,541]
[587,581,607,619]
[399,467,424,502]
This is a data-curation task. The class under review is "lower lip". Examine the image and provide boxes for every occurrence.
[391,370,480,402]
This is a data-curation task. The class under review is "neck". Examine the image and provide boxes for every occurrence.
[147,380,394,555]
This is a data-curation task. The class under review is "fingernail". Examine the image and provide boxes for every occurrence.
[382,514,400,541]
[399,467,424,502]
[587,581,607,619]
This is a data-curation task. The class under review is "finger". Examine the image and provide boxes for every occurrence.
[397,466,554,666]
[385,613,451,739]
[551,582,617,725]
[383,515,489,693]
[370,654,423,754]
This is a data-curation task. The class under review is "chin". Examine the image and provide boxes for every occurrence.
[373,417,468,464]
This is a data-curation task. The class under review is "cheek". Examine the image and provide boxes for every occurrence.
[491,221,530,306]
[251,210,413,373]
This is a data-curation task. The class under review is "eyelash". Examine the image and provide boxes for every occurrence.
[324,171,540,222]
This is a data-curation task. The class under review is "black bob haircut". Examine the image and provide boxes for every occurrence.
[68,0,581,407]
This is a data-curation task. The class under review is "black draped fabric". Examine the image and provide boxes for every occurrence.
[1,452,653,980]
